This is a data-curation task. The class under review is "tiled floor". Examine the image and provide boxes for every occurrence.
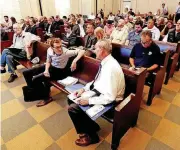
[1,65,180,150]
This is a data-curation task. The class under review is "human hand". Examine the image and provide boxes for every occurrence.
[44,70,50,77]
[70,61,77,71]
[77,99,89,106]
[74,88,85,97]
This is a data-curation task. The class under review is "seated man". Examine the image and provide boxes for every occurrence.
[0,23,40,82]
[125,20,143,47]
[29,18,37,35]
[110,19,129,44]
[22,38,85,107]
[163,19,180,43]
[143,19,160,40]
[95,17,104,28]
[44,17,55,40]
[61,24,78,47]
[129,30,160,72]
[155,17,165,32]
[68,39,125,146]
[72,18,86,37]
[83,23,97,56]
[124,17,134,31]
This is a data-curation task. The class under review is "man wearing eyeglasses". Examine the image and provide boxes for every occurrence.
[129,30,160,72]
[22,38,85,107]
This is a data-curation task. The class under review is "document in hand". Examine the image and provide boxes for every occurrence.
[67,90,96,103]
[57,76,78,86]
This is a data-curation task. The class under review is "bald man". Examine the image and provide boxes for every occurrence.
[110,19,129,44]
[0,23,40,82]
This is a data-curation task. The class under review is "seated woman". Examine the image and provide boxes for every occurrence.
[23,38,85,107]
[61,24,78,48]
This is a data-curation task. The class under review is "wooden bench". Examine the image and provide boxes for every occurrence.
[176,42,180,71]
[112,43,170,106]
[51,56,147,150]
[36,28,45,42]
[0,40,12,53]
[11,41,147,149]
[155,41,179,84]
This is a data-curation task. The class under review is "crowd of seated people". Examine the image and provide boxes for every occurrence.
[1,2,180,81]
[1,3,180,80]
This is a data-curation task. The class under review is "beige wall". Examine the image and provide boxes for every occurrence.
[97,0,120,16]
[133,0,179,14]
[70,0,95,15]
[41,0,56,17]
[19,0,40,18]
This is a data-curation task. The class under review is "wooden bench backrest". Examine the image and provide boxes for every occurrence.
[1,40,12,53]
[36,28,45,42]
[155,41,177,52]
[112,43,170,69]
[33,42,50,62]
[72,56,100,84]
[7,32,14,42]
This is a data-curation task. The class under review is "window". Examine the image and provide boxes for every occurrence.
[55,0,70,17]
[0,0,21,23]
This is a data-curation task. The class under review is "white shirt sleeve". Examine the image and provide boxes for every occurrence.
[154,29,160,40]
[163,34,168,42]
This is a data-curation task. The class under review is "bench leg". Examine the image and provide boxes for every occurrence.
[131,115,138,127]
[164,73,169,85]
[146,86,155,106]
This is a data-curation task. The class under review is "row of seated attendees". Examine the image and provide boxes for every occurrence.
[0,10,180,149]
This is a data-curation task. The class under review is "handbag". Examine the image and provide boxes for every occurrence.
[22,86,49,102]
[6,48,27,60]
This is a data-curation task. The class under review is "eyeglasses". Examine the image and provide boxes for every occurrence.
[53,46,61,49]
[141,40,152,45]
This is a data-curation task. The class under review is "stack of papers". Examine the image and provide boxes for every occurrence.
[58,76,78,86]
[65,84,84,93]
[86,105,105,118]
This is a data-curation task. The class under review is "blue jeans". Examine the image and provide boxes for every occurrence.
[0,49,16,73]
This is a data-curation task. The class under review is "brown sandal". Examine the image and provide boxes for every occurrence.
[36,97,53,107]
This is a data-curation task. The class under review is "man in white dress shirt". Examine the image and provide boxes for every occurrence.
[68,39,125,146]
[143,19,160,40]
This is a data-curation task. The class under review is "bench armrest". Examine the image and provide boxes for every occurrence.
[115,93,135,112]
[1,40,12,53]
[171,53,179,60]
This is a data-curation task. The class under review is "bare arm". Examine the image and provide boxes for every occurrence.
[129,58,135,67]
[71,49,85,71]
[147,64,158,71]
[125,40,129,46]
[73,49,85,63]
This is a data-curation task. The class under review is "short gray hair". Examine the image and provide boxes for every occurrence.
[96,39,112,54]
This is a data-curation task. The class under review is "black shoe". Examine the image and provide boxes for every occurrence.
[0,69,6,74]
[8,74,18,83]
